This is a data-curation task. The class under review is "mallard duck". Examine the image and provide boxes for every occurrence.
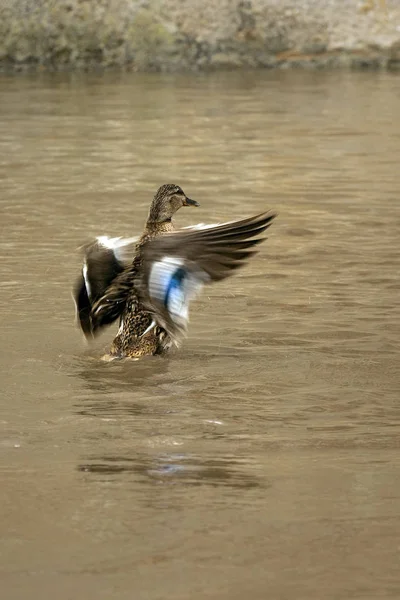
[73,184,276,359]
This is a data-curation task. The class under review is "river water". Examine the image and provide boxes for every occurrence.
[1,70,400,599]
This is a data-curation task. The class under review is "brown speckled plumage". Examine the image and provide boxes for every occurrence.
[108,221,175,358]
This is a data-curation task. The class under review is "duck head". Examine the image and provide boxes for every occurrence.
[147,184,199,224]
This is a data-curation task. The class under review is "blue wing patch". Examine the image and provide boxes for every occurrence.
[148,257,207,333]
[164,267,186,314]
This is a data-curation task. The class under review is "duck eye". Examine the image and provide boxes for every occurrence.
[174,187,182,195]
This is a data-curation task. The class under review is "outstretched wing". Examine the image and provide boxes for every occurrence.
[73,236,138,338]
[138,212,276,346]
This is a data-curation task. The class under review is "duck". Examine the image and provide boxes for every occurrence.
[73,184,276,359]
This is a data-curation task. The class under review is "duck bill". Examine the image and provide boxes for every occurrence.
[184,197,200,207]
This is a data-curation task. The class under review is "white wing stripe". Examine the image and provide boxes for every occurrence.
[96,236,138,261]
[82,261,91,300]
[183,223,222,231]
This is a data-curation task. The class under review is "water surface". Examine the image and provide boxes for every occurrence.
[1,70,400,599]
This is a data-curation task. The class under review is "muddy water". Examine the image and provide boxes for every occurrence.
[1,70,400,599]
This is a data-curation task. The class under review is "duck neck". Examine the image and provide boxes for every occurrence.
[144,218,174,235]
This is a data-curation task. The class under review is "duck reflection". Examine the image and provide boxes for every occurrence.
[77,452,264,491]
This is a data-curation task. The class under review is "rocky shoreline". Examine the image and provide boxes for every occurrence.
[1,0,400,72]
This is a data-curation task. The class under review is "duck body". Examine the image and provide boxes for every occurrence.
[109,221,174,358]
[73,184,276,359]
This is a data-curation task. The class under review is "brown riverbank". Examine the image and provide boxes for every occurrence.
[1,0,400,71]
